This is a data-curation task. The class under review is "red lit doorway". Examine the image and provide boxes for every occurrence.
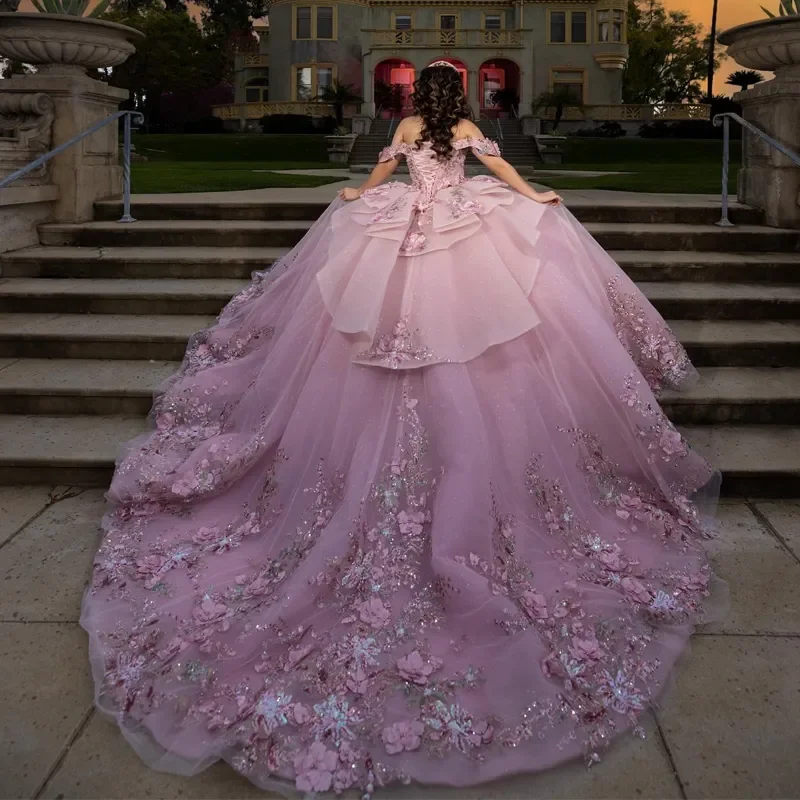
[479,58,520,116]
[374,59,415,116]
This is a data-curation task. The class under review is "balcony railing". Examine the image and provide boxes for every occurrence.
[541,104,711,122]
[213,101,361,120]
[370,28,523,48]
[241,54,269,68]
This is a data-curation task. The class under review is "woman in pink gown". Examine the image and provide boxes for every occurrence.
[82,63,722,797]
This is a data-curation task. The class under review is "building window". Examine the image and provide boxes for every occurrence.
[317,66,333,92]
[598,9,624,42]
[552,69,585,102]
[439,14,457,29]
[549,9,590,43]
[245,75,269,103]
[316,6,333,39]
[571,11,587,42]
[293,4,337,40]
[484,13,502,30]
[394,13,412,29]
[550,11,566,42]
[296,66,313,100]
[295,6,311,39]
[293,64,337,101]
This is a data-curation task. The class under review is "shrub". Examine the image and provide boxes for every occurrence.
[183,116,226,135]
[571,121,626,138]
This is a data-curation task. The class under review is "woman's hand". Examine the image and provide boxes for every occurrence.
[533,191,562,206]
[338,186,362,202]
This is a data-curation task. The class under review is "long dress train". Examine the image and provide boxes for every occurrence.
[81,138,722,797]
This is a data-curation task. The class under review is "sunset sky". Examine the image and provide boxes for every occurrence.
[20,0,771,93]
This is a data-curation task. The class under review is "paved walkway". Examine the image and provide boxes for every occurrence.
[1,489,798,799]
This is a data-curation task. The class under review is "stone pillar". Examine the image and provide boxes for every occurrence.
[1,72,128,224]
[719,17,800,229]
[735,76,800,229]
[468,69,480,119]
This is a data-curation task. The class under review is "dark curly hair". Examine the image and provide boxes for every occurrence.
[412,64,472,160]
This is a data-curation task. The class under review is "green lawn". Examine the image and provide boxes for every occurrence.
[131,161,346,194]
[536,163,738,194]
[533,138,741,193]
[133,134,332,163]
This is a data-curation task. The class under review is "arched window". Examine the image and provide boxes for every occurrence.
[245,75,269,103]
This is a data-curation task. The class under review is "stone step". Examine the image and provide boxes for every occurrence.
[0,278,248,315]
[0,246,287,279]
[0,314,798,366]
[0,314,214,360]
[1,360,798,423]
[0,359,176,415]
[669,320,800,367]
[611,251,800,283]
[39,220,800,251]
[94,199,329,223]
[39,220,316,249]
[589,223,800,253]
[639,282,800,320]
[90,199,763,226]
[3,278,800,319]
[5,247,798,283]
[660,367,800,424]
[0,413,796,494]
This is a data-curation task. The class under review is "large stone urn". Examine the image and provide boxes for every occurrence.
[719,17,800,228]
[0,13,143,224]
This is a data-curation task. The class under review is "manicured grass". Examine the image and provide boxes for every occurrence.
[553,137,742,166]
[133,134,331,163]
[131,161,346,194]
[536,162,738,194]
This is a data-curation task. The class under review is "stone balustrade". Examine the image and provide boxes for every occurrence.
[540,104,711,122]
[369,28,523,48]
[213,101,361,120]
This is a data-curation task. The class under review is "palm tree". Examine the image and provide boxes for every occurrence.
[532,88,584,132]
[726,69,765,91]
[316,80,362,127]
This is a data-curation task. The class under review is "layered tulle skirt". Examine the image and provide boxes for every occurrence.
[81,182,722,797]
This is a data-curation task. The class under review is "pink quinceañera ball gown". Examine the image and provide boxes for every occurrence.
[82,137,724,797]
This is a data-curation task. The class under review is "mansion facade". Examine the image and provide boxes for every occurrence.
[215,0,635,129]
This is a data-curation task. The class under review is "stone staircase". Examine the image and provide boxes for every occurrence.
[1,197,800,495]
[348,117,540,168]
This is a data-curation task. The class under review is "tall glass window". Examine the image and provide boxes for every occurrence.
[550,11,566,43]
[316,6,333,39]
[571,11,587,42]
[295,6,311,39]
[296,67,312,100]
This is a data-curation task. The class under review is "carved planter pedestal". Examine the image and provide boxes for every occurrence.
[0,13,142,225]
[719,17,800,229]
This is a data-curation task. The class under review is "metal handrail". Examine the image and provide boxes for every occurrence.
[0,109,144,223]
[480,113,503,145]
[387,115,397,142]
[713,112,800,227]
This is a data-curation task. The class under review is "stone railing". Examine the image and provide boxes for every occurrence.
[370,28,523,48]
[213,101,361,120]
[241,54,269,68]
[0,92,55,185]
[541,104,711,122]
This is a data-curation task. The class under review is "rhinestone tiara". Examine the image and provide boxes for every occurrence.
[428,60,460,72]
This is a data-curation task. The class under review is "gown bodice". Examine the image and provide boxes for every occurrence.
[377,138,501,204]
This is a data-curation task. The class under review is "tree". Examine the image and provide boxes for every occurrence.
[316,81,362,126]
[707,0,719,105]
[532,89,585,132]
[623,0,717,104]
[726,69,765,91]
[0,0,21,10]
[102,3,227,131]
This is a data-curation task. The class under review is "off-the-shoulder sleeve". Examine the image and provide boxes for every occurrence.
[453,137,502,157]
[378,143,412,162]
